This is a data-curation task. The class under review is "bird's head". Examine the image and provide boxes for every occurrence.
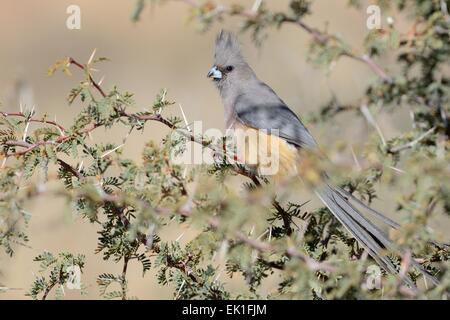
[208,30,255,90]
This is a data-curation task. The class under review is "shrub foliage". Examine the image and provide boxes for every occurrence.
[1,0,449,299]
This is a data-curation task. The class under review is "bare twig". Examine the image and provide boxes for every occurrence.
[389,127,436,153]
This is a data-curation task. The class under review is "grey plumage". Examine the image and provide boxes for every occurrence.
[235,101,318,149]
[212,31,317,147]
[209,30,440,287]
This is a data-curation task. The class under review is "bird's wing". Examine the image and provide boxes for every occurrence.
[234,92,317,149]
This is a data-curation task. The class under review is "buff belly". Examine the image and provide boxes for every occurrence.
[230,122,299,179]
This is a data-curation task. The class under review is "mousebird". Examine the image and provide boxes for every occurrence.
[207,30,440,288]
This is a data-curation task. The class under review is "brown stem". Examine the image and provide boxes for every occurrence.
[0,111,66,133]
[3,122,100,156]
[69,57,107,98]
[121,256,129,300]
[285,18,330,45]
[41,284,55,300]
[348,54,392,83]
[57,158,83,180]
[41,265,64,300]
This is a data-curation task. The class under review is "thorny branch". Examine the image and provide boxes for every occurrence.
[1,0,448,300]
[0,111,66,134]
[2,57,254,181]
[1,56,332,287]
[173,0,392,82]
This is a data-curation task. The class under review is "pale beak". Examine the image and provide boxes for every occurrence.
[207,65,222,80]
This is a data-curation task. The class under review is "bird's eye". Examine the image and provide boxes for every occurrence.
[225,65,234,72]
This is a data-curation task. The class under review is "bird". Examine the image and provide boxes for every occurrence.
[206,30,440,288]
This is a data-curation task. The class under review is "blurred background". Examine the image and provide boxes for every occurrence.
[1,0,447,299]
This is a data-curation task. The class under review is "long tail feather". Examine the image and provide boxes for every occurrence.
[336,187,449,252]
[315,184,440,288]
[334,187,400,229]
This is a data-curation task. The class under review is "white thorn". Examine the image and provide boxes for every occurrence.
[54,141,64,151]
[218,240,229,262]
[175,232,185,242]
[251,249,258,262]
[249,225,255,236]
[214,270,222,283]
[122,127,133,144]
[256,228,269,240]
[60,284,66,296]
[174,280,186,300]
[101,144,124,158]
[251,0,263,12]
[178,104,191,132]
[423,274,428,290]
[441,0,449,16]
[168,216,177,224]
[1,157,7,169]
[87,48,97,65]
[408,107,416,129]
[388,165,405,174]
[77,161,84,172]
[158,90,166,114]
[145,224,156,248]
[22,122,30,141]
[22,124,30,141]
[98,76,105,86]
[360,104,386,147]
[350,145,362,171]
[53,115,64,136]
